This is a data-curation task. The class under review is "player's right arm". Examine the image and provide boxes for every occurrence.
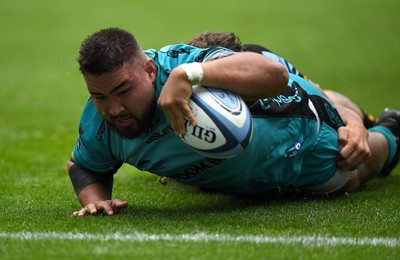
[69,100,128,216]
[158,50,288,134]
[68,159,128,216]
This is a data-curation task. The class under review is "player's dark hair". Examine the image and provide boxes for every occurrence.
[187,32,243,52]
[78,27,142,75]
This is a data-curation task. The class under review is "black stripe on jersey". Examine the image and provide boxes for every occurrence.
[308,95,344,131]
[242,44,273,54]
[248,81,316,119]
[248,81,344,131]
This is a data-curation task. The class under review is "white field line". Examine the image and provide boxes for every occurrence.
[0,231,399,247]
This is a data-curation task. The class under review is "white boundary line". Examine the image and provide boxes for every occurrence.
[0,231,399,247]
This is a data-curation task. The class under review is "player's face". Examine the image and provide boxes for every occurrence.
[84,58,157,138]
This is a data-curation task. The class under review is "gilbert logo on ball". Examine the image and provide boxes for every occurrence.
[180,85,253,158]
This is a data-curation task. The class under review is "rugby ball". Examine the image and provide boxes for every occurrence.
[180,84,253,158]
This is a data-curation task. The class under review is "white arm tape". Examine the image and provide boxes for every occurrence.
[179,62,204,85]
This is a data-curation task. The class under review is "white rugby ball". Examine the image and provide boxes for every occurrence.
[180,84,253,158]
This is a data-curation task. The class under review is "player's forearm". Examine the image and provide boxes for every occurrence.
[323,90,364,119]
[68,160,115,206]
[200,52,288,100]
[334,102,364,128]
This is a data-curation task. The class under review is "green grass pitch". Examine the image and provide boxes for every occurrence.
[0,0,399,259]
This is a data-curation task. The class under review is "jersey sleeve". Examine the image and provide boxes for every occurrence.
[242,44,304,78]
[145,44,235,95]
[72,99,122,174]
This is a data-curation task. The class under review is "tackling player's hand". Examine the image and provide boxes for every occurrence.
[337,123,371,171]
[71,199,128,217]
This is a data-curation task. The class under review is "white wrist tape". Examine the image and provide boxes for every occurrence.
[179,62,203,85]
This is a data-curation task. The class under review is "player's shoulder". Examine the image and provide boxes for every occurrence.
[144,44,200,59]
[80,98,101,123]
[73,99,120,173]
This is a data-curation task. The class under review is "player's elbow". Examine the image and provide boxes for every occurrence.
[254,54,289,97]
[268,62,289,96]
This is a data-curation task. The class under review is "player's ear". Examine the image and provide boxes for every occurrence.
[145,59,157,80]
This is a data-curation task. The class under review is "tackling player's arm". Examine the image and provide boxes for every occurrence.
[307,84,371,170]
[68,159,128,216]
[333,104,371,170]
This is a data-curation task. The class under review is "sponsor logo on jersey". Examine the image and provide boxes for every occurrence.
[286,136,303,158]
[145,126,173,144]
[79,123,84,135]
[195,50,209,62]
[137,159,165,172]
[167,48,190,58]
[171,158,225,179]
[259,83,302,110]
[95,120,106,142]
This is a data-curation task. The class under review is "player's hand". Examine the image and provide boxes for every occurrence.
[157,67,196,135]
[337,123,371,171]
[71,199,128,217]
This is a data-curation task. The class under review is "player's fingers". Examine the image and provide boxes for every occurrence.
[70,206,93,217]
[97,200,114,215]
[172,104,195,136]
[165,108,187,135]
[339,136,370,160]
[337,146,370,171]
[169,116,182,135]
[110,199,129,213]
[112,199,129,208]
[85,203,99,216]
[71,200,126,217]
[337,127,348,145]
[183,103,196,126]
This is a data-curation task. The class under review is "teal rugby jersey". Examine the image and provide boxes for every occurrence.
[72,44,342,194]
